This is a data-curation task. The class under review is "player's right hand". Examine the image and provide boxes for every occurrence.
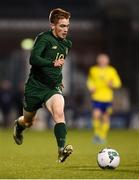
[53,59,65,67]
[90,87,96,93]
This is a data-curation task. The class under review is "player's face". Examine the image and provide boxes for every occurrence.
[51,18,70,39]
[97,55,110,67]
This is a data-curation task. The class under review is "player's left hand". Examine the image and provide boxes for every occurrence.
[108,80,113,88]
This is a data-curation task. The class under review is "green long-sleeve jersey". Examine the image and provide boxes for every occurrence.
[28,30,72,88]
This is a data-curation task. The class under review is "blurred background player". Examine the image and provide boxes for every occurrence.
[87,53,122,144]
[13,8,73,163]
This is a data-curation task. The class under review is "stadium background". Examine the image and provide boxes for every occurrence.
[0,1,139,179]
[0,0,139,130]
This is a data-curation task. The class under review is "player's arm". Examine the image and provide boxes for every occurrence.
[86,69,96,93]
[29,34,53,67]
[108,68,122,89]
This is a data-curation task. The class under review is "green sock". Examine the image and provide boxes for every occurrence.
[54,122,67,148]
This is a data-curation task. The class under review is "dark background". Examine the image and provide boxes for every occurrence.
[0,0,139,129]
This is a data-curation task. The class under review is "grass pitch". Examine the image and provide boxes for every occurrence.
[0,128,139,179]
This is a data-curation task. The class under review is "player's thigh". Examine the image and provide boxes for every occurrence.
[102,110,111,123]
[24,84,44,113]
[93,108,102,119]
[45,94,65,115]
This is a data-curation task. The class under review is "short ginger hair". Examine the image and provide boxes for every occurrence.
[49,8,71,24]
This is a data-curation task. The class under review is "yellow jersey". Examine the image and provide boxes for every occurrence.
[87,65,122,102]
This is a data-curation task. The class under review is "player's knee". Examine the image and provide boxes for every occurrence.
[25,121,33,127]
[93,109,101,119]
[24,116,34,127]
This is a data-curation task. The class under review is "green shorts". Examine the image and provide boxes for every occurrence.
[23,77,63,112]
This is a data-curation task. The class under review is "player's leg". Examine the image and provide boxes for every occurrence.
[13,78,44,145]
[98,102,112,143]
[92,108,102,143]
[100,108,112,142]
[45,94,73,162]
[13,109,36,145]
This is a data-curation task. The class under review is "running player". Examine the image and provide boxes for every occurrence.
[87,54,122,144]
[13,8,73,162]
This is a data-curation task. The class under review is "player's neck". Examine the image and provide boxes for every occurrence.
[51,29,64,41]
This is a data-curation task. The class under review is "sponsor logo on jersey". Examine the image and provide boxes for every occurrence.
[52,46,57,49]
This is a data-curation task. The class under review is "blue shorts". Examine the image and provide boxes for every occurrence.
[91,100,112,113]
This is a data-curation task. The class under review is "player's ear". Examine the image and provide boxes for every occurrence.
[50,23,55,30]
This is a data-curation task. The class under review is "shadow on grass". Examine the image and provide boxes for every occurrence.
[65,165,139,174]
[64,165,102,171]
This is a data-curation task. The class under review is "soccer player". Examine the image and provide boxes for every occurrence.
[13,8,73,163]
[87,54,122,144]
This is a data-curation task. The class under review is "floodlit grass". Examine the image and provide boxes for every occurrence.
[0,128,139,179]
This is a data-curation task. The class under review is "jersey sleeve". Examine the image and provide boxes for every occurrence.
[111,68,122,88]
[86,68,96,90]
[29,33,53,67]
